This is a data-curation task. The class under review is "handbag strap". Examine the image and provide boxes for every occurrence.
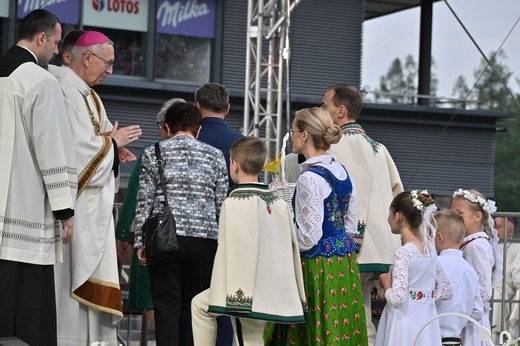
[154,143,169,208]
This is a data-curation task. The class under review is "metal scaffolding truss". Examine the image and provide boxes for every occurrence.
[243,0,302,160]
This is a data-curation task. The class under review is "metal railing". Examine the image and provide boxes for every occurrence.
[490,212,520,345]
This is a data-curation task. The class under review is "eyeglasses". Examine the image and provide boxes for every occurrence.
[156,122,165,130]
[288,130,302,137]
[90,52,115,68]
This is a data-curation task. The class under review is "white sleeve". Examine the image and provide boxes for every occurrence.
[385,246,412,308]
[344,178,359,238]
[464,240,494,304]
[294,170,331,251]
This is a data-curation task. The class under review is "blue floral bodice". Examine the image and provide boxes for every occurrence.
[299,166,357,258]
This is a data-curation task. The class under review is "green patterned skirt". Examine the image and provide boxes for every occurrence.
[265,253,367,345]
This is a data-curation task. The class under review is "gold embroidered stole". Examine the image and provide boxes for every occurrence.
[76,90,113,198]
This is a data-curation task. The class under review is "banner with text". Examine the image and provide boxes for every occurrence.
[84,0,149,32]
[157,0,216,38]
[17,0,80,24]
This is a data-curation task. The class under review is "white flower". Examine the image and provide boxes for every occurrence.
[409,189,429,211]
[452,189,496,214]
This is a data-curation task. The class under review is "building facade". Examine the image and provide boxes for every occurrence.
[1,0,510,197]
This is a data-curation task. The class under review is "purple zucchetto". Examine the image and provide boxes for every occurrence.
[75,31,109,47]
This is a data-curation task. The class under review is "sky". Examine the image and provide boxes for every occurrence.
[362,0,520,101]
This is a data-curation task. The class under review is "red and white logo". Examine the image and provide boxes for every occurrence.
[92,0,140,14]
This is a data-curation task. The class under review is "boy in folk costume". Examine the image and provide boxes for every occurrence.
[191,137,306,345]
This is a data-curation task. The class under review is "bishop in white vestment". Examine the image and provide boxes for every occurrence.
[50,31,141,345]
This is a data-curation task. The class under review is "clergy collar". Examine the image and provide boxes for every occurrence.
[17,45,38,64]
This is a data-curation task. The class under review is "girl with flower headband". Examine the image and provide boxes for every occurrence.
[375,190,452,346]
[451,188,502,346]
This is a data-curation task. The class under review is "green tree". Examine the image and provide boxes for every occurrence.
[375,54,438,104]
[377,57,406,103]
[451,75,470,105]
[473,50,513,111]
[403,55,417,103]
[495,115,520,211]
[477,50,520,211]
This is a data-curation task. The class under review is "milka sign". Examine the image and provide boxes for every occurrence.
[157,0,215,38]
[18,0,80,24]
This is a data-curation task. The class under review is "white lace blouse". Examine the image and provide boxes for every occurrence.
[294,154,359,251]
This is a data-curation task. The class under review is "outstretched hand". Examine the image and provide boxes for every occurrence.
[119,148,137,163]
[110,121,142,148]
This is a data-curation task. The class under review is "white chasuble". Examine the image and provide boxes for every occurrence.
[50,65,122,345]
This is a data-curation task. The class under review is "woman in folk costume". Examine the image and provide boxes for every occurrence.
[375,190,452,346]
[265,107,367,345]
[452,188,502,346]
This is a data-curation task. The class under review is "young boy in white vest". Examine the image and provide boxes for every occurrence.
[191,137,306,345]
[434,209,483,346]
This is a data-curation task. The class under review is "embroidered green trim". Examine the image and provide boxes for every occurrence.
[230,190,278,214]
[340,122,381,155]
[226,288,252,312]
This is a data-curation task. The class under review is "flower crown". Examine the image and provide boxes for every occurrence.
[452,188,497,214]
[409,189,429,211]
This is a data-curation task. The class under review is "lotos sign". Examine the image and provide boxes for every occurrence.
[84,0,149,32]
[156,0,216,39]
[91,0,139,14]
[17,0,80,24]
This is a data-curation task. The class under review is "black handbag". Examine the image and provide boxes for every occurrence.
[142,143,179,267]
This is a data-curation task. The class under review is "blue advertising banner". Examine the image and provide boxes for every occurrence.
[157,0,216,39]
[18,0,80,25]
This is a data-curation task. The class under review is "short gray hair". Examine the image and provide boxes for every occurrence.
[157,98,186,122]
[70,40,114,61]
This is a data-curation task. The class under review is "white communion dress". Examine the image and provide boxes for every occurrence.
[375,243,452,346]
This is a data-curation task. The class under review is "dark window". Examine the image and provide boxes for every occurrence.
[85,27,145,77]
[154,33,210,84]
